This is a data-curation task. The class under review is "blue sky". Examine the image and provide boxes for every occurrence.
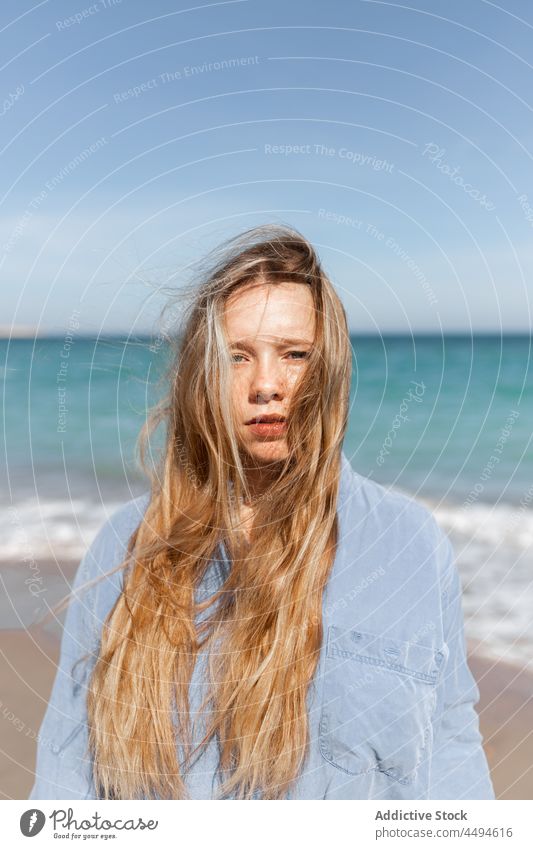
[2,0,533,334]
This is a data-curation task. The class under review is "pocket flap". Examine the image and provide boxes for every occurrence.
[326,625,446,684]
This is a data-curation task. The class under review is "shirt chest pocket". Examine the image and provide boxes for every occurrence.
[319,624,446,784]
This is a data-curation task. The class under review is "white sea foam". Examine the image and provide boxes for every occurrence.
[2,497,129,560]
[423,498,533,668]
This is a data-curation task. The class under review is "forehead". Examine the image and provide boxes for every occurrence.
[223,282,316,341]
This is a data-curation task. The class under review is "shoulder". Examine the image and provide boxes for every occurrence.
[338,453,453,590]
[92,491,151,548]
[73,492,151,640]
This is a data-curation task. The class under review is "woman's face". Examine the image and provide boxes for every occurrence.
[224,281,316,464]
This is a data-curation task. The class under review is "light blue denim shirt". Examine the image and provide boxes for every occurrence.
[29,452,495,800]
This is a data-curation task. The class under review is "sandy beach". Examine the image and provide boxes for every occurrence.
[468,649,533,799]
[1,621,532,800]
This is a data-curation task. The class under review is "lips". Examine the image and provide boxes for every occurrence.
[246,416,287,439]
[245,414,286,424]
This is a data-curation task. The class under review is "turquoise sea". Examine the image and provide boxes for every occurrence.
[1,335,532,664]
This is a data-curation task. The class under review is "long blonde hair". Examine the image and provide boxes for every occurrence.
[86,223,352,799]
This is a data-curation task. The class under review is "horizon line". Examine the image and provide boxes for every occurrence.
[2,330,532,340]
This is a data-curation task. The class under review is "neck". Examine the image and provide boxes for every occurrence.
[242,471,269,505]
[240,458,281,504]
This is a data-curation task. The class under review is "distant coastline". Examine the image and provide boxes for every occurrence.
[0,325,40,339]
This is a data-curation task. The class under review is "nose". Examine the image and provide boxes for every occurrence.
[249,353,285,404]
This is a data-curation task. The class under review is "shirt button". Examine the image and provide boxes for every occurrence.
[351,631,362,642]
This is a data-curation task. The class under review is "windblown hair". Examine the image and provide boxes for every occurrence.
[86,223,352,799]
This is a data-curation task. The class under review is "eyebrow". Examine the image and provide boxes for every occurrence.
[229,337,314,349]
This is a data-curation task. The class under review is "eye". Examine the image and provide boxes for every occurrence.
[286,351,308,359]
[231,353,247,363]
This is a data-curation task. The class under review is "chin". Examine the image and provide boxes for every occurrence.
[246,440,288,464]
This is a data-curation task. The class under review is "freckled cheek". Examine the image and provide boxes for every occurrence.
[285,366,305,393]
[230,374,247,423]
[287,368,300,385]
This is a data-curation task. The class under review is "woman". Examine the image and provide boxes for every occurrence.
[29,224,494,800]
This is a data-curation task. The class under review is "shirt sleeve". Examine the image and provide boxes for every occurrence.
[429,530,495,799]
[28,541,102,799]
[27,495,147,800]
